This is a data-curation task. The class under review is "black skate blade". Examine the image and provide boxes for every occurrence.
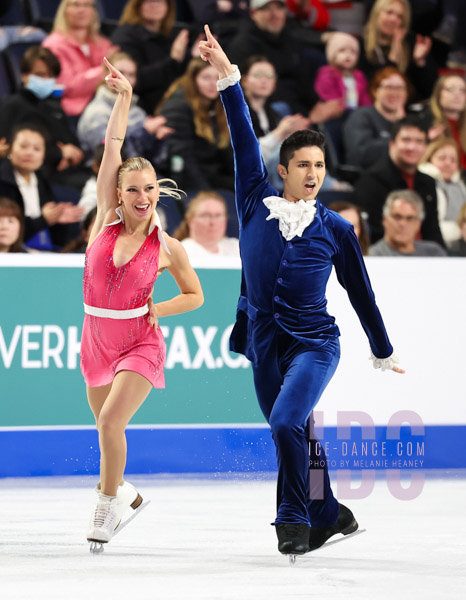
[113,500,151,537]
[309,528,366,552]
[286,529,366,564]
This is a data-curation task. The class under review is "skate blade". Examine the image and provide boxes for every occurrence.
[113,500,151,537]
[89,541,105,554]
[286,529,367,564]
[310,528,366,552]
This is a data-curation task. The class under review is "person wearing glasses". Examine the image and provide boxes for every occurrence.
[173,191,239,257]
[369,190,447,256]
[352,116,445,247]
[343,67,408,170]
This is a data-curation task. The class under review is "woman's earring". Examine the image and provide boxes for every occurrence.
[118,198,122,205]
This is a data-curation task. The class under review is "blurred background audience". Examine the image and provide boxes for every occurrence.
[111,0,192,114]
[77,51,173,164]
[425,74,466,170]
[0,45,88,189]
[173,191,239,257]
[419,137,466,247]
[343,66,408,169]
[158,57,234,192]
[328,200,370,255]
[0,0,463,257]
[42,0,114,121]
[241,54,309,188]
[315,32,371,109]
[351,116,445,247]
[359,0,437,102]
[60,205,96,252]
[0,196,26,253]
[368,189,447,256]
[448,203,466,256]
[0,123,82,251]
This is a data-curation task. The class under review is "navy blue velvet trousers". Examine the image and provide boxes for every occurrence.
[252,329,340,527]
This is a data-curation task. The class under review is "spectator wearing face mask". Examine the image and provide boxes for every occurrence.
[0,46,85,187]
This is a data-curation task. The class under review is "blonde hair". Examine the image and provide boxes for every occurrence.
[173,191,227,241]
[364,0,411,73]
[53,0,101,38]
[422,137,461,165]
[430,74,466,152]
[158,58,230,148]
[457,203,466,226]
[117,157,185,199]
[119,0,175,36]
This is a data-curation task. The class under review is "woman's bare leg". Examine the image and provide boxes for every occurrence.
[87,382,113,423]
[95,371,152,496]
[87,382,114,489]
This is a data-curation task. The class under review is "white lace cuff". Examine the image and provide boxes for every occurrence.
[369,351,399,371]
[216,65,241,91]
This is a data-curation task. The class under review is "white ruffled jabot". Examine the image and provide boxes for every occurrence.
[105,206,171,254]
[263,196,317,241]
[369,352,400,371]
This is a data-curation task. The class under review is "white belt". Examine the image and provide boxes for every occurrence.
[84,303,149,319]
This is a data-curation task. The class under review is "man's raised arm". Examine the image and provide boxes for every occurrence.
[199,25,270,220]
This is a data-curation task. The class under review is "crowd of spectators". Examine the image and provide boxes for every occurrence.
[0,0,465,258]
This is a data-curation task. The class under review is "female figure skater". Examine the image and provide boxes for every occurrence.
[199,26,404,560]
[81,58,204,548]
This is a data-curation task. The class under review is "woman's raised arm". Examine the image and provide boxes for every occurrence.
[89,58,132,246]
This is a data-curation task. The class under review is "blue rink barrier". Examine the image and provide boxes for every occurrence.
[1,424,465,478]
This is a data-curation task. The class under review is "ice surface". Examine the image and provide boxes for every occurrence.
[1,473,465,600]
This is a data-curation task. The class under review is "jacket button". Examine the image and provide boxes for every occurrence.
[274,296,280,302]
[277,278,283,284]
[274,313,280,319]
[282,260,288,266]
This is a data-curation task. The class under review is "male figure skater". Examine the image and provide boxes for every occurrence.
[199,26,404,557]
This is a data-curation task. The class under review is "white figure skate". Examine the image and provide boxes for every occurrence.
[87,481,147,554]
[115,481,143,527]
[87,493,118,554]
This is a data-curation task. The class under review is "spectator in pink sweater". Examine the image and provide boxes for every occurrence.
[315,32,371,110]
[42,0,115,117]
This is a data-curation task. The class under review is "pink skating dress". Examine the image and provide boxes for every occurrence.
[80,221,166,388]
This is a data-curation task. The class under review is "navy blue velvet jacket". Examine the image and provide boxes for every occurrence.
[221,82,393,366]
